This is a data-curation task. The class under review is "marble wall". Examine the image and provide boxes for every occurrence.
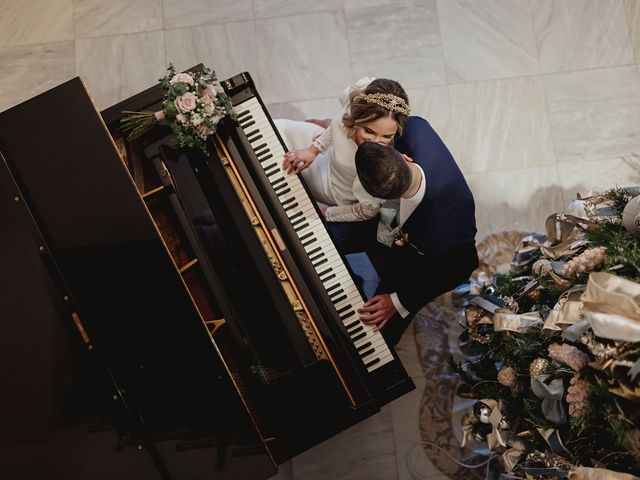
[2,0,639,239]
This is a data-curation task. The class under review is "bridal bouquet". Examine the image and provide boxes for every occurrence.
[121,64,235,154]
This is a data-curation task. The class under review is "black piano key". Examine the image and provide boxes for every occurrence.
[336,303,352,315]
[306,245,322,256]
[281,196,296,206]
[301,236,317,247]
[258,153,273,163]
[237,110,251,119]
[273,181,288,193]
[312,257,328,268]
[317,267,332,278]
[360,348,375,358]
[288,211,304,222]
[329,288,345,300]
[266,168,281,178]
[345,320,360,330]
[239,119,256,128]
[356,341,372,352]
[321,272,336,282]
[245,128,259,138]
[294,223,310,232]
[331,294,347,304]
[291,215,306,227]
[325,281,340,293]
[283,202,299,211]
[339,309,355,320]
[348,325,364,335]
[365,357,381,368]
[263,162,278,173]
[352,331,367,342]
[308,251,324,262]
[271,177,286,188]
[253,142,268,153]
[247,133,263,143]
[299,231,314,242]
[277,187,292,197]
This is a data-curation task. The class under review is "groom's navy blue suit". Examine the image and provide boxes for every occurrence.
[328,116,478,346]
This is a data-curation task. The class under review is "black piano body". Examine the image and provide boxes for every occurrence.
[0,72,414,479]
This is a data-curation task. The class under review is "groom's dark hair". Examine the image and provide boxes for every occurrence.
[355,142,412,199]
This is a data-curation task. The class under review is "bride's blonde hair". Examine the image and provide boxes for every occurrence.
[342,79,409,140]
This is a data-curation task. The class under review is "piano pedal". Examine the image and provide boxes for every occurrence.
[250,362,288,385]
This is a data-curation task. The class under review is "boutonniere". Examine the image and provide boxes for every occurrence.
[393,229,425,255]
[394,230,410,247]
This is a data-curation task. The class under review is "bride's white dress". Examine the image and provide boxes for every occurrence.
[273,78,382,222]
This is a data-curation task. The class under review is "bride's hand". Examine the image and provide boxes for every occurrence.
[283,146,319,174]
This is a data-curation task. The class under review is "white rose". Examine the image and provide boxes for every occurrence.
[170,73,194,85]
[214,83,224,94]
[190,113,203,126]
[175,113,186,124]
[174,92,197,113]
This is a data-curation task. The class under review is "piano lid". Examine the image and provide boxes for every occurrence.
[0,78,275,480]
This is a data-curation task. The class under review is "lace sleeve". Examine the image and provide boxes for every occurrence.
[311,127,332,154]
[324,200,382,222]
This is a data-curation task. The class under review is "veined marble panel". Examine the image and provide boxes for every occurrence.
[74,0,162,38]
[165,22,259,86]
[466,165,565,238]
[76,32,166,110]
[544,66,640,165]
[405,86,451,148]
[625,0,640,64]
[0,42,75,112]
[347,2,446,89]
[253,0,342,19]
[255,12,351,104]
[531,0,634,73]
[558,157,640,207]
[163,0,252,29]
[293,407,397,480]
[266,97,341,122]
[345,0,405,8]
[0,0,73,48]
[447,76,555,175]
[437,0,539,83]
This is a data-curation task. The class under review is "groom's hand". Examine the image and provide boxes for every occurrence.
[358,294,396,331]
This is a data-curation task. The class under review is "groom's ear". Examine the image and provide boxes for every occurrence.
[401,154,413,164]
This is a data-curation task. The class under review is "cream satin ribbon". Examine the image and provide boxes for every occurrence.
[581,272,640,342]
[569,467,640,480]
[480,399,507,450]
[493,309,543,332]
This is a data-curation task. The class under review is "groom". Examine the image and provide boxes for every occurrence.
[329,116,478,346]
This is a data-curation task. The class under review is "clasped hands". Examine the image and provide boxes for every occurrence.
[283,146,319,174]
[358,294,396,331]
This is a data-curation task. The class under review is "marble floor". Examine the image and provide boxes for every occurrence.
[2,0,640,479]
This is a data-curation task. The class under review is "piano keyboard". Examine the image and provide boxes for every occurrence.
[233,97,393,372]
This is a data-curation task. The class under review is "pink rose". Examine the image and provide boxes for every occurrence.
[175,113,186,124]
[202,84,218,100]
[175,92,197,113]
[201,96,215,115]
[195,124,213,139]
[170,73,194,85]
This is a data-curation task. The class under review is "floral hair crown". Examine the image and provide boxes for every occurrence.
[355,92,411,115]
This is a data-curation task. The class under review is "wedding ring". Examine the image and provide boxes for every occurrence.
[297,160,305,168]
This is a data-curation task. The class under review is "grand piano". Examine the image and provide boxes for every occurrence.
[0,70,414,479]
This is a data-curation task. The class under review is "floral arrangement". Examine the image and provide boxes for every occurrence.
[455,187,640,479]
[121,64,235,154]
